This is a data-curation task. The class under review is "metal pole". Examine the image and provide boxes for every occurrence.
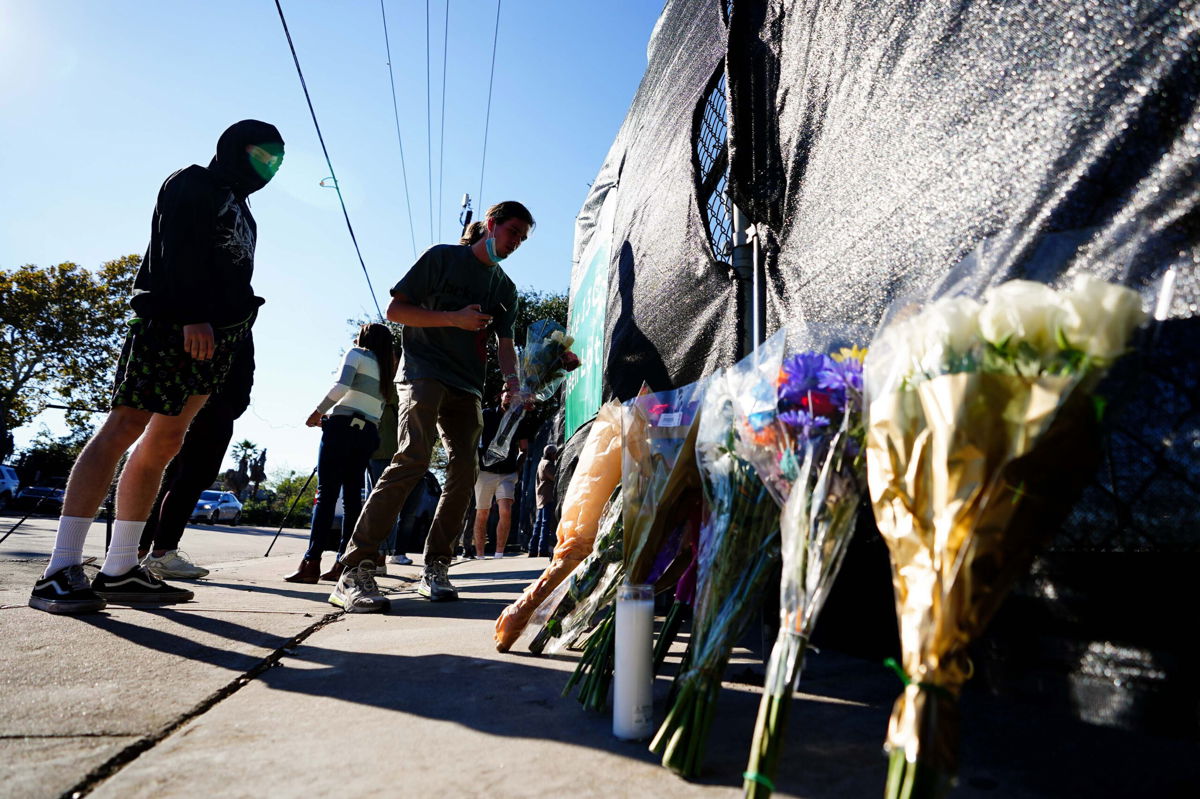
[731,204,760,355]
[264,466,318,557]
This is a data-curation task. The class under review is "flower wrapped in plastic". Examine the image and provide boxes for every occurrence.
[865,276,1146,799]
[650,348,784,778]
[484,319,580,467]
[564,381,705,712]
[526,491,624,655]
[494,400,621,652]
[742,343,867,798]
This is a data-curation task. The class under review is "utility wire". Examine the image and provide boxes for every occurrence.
[478,0,501,210]
[425,0,434,243]
[274,0,383,319]
[436,0,451,242]
[380,0,419,262]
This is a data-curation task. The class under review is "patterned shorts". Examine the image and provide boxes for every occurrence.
[110,315,254,416]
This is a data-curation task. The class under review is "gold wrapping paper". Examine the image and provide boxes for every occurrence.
[868,372,1099,772]
[494,401,623,652]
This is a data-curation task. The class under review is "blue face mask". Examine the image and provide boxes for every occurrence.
[485,234,506,265]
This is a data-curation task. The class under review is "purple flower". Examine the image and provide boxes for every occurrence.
[779,353,832,410]
[817,358,864,412]
[780,409,830,438]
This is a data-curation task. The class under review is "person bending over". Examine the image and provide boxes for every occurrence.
[328,201,533,612]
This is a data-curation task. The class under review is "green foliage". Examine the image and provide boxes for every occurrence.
[230,439,261,465]
[239,467,318,527]
[0,256,140,434]
[14,425,95,484]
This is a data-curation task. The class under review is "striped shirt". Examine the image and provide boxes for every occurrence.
[315,347,384,424]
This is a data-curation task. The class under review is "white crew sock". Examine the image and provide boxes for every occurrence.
[100,520,146,576]
[44,516,95,577]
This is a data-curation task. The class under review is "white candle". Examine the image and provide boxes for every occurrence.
[613,583,655,740]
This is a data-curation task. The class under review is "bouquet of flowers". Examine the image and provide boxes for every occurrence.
[743,345,867,799]
[494,401,621,652]
[650,347,784,778]
[527,491,624,655]
[865,276,1146,799]
[484,319,580,467]
[564,381,705,712]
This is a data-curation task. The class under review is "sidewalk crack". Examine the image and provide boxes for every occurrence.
[57,610,343,799]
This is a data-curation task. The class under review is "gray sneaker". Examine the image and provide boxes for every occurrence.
[416,561,458,602]
[329,560,389,613]
[143,549,209,579]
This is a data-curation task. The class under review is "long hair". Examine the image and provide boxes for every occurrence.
[460,220,488,245]
[458,201,536,245]
[356,323,396,394]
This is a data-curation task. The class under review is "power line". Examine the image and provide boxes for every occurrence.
[436,0,451,243]
[273,0,384,319]
[380,0,419,262]
[478,0,502,210]
[425,0,434,244]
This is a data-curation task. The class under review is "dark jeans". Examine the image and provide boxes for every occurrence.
[530,506,556,556]
[304,415,380,561]
[140,399,237,553]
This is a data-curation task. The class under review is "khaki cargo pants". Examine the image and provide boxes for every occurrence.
[342,379,482,568]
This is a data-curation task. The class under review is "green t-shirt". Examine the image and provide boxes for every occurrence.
[392,244,518,397]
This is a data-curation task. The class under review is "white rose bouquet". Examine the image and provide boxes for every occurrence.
[865,275,1146,799]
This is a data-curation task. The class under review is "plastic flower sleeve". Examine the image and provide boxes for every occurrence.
[524,490,624,655]
[743,346,867,799]
[651,363,782,777]
[621,379,707,585]
[484,319,578,467]
[493,401,622,652]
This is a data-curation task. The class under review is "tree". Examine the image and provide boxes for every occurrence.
[14,425,95,485]
[0,256,141,447]
[224,439,262,499]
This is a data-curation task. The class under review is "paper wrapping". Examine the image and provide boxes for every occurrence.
[494,401,623,652]
[868,372,1099,773]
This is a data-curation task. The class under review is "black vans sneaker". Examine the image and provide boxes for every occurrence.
[92,565,194,604]
[29,565,107,614]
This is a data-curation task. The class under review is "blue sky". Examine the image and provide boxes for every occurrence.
[1,0,663,477]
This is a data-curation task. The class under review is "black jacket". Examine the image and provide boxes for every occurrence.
[130,120,283,326]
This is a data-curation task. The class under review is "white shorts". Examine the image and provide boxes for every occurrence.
[474,470,517,507]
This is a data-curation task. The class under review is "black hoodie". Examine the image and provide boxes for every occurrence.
[130,120,284,326]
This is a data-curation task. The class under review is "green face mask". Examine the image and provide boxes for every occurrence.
[248,142,285,182]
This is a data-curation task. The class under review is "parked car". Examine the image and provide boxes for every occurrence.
[190,490,243,525]
[13,485,66,514]
[0,464,20,511]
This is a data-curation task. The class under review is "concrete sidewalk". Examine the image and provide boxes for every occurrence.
[2,515,1196,798]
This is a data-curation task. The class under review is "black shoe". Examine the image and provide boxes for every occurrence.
[29,565,107,614]
[92,565,194,604]
[416,561,458,602]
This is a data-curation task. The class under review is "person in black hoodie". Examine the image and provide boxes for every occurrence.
[28,120,284,615]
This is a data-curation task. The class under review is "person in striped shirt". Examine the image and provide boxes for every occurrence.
[284,324,395,584]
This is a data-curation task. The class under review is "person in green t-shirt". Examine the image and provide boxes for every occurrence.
[329,200,534,612]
